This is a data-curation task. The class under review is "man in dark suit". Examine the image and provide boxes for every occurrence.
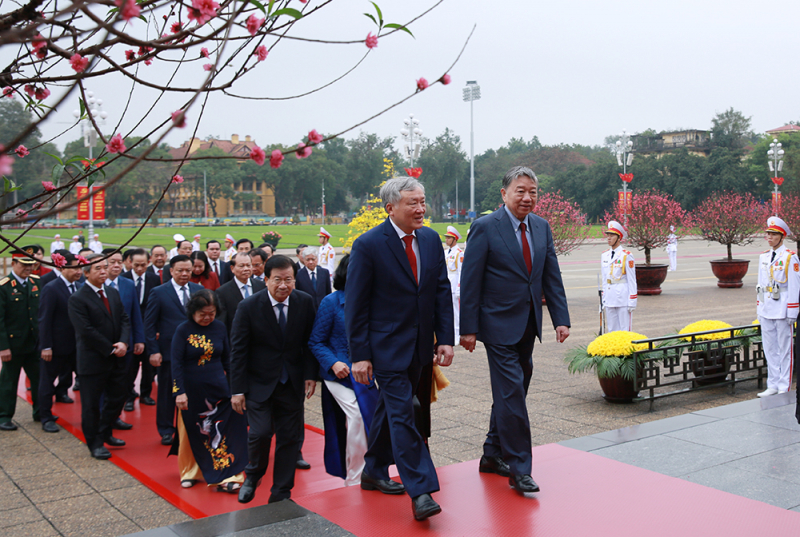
[216,253,265,335]
[67,254,131,459]
[38,251,83,432]
[103,249,145,430]
[294,244,308,273]
[346,177,454,521]
[206,239,231,285]
[294,247,331,310]
[121,248,160,409]
[144,255,203,445]
[460,166,571,494]
[147,245,169,284]
[230,255,317,505]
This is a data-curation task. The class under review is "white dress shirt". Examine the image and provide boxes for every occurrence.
[170,278,190,307]
[388,216,421,278]
[503,205,534,268]
[132,272,146,304]
[236,277,253,300]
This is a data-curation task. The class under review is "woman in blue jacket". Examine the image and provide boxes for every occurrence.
[308,255,378,486]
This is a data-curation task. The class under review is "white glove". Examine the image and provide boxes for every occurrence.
[628,307,635,314]
[787,318,796,328]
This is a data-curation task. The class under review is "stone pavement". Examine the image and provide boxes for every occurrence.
[0,238,784,535]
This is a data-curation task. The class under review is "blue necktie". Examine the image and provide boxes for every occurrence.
[310,271,316,291]
[68,283,75,295]
[243,284,250,298]
[111,280,117,290]
[135,277,142,304]
[276,303,289,383]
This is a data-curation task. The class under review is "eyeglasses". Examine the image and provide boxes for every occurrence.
[269,277,295,286]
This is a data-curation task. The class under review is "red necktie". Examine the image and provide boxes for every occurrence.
[158,269,163,283]
[519,222,532,274]
[98,288,111,314]
[402,235,418,284]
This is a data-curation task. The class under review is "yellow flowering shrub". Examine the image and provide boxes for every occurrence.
[587,331,649,357]
[679,320,732,341]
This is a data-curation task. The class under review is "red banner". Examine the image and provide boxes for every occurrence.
[77,185,105,221]
[618,190,632,214]
[773,191,782,214]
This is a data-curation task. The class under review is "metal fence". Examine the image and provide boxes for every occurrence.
[632,324,766,411]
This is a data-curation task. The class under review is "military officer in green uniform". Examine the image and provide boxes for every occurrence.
[0,249,41,430]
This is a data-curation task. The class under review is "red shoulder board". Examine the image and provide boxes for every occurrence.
[623,249,631,254]
[787,249,796,255]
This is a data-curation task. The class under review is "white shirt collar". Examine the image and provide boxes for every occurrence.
[105,277,119,287]
[170,278,187,293]
[388,216,416,240]
[59,274,74,288]
[236,276,251,289]
[85,280,103,293]
[268,289,289,308]
[503,205,528,229]
[12,272,28,285]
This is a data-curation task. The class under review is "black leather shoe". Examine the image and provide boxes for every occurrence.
[141,396,156,406]
[113,418,132,430]
[105,436,126,447]
[412,494,442,521]
[56,395,74,404]
[238,476,258,504]
[479,455,510,477]
[161,433,174,445]
[91,446,112,459]
[123,401,134,412]
[509,474,540,493]
[360,473,405,495]
[72,379,80,391]
[0,421,18,431]
[296,458,311,470]
[42,421,59,433]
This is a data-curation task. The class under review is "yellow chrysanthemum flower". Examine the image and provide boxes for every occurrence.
[587,331,649,357]
[679,320,732,341]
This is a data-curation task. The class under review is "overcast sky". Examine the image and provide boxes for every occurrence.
[38,0,800,158]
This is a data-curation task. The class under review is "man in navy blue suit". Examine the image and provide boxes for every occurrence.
[460,166,571,495]
[346,177,454,521]
[144,255,203,445]
[103,249,146,432]
[206,239,231,285]
[294,247,331,310]
[38,251,83,432]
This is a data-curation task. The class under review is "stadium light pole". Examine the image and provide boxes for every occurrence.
[463,81,481,218]
[73,91,108,239]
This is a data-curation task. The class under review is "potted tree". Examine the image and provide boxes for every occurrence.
[693,192,769,288]
[604,190,687,295]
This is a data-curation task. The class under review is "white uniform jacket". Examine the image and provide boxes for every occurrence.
[666,234,677,253]
[445,245,464,297]
[601,247,637,309]
[319,243,336,275]
[223,246,237,262]
[756,245,800,320]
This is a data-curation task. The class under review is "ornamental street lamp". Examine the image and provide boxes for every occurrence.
[611,129,634,226]
[463,80,481,217]
[400,113,422,167]
[767,138,785,216]
[72,91,108,239]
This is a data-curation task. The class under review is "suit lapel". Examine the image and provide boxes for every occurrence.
[383,219,417,285]
[416,229,428,286]
[496,209,528,277]
[93,285,111,319]
[168,283,184,311]
[260,292,283,344]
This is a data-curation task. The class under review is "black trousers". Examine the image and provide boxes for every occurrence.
[38,352,75,423]
[155,361,176,437]
[245,381,304,501]
[80,358,128,451]
[125,353,154,401]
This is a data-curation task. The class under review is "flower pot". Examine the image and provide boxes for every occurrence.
[598,373,639,404]
[709,259,750,288]
[687,347,735,386]
[635,264,669,296]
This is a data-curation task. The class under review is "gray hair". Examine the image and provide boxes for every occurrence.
[81,252,105,274]
[502,166,538,190]
[380,177,425,207]
[303,247,319,258]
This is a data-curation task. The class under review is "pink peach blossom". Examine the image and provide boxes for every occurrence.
[42,181,55,191]
[32,35,47,58]
[171,110,187,128]
[24,85,35,98]
[125,49,136,61]
[15,145,29,158]
[0,154,13,176]
[76,255,88,265]
[203,63,214,71]
[172,175,184,183]
[51,252,66,268]
[70,54,89,72]
[34,87,50,100]
[254,46,268,62]
[144,59,153,66]
[250,146,266,166]
[188,0,219,25]
[201,47,210,58]
[308,129,323,144]
[270,149,284,168]
[171,21,182,33]
[246,14,264,36]
[416,77,429,91]
[296,142,312,159]
[115,0,141,21]
[2,87,12,98]
[32,202,43,210]
[365,32,378,49]
[441,73,451,85]
[16,209,25,216]
[106,133,126,154]
[138,45,152,56]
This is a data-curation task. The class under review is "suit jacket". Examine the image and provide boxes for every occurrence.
[109,277,145,349]
[215,277,266,334]
[229,289,317,403]
[460,206,570,345]
[121,270,161,316]
[295,266,331,310]
[345,218,454,373]
[147,264,169,285]
[68,283,131,376]
[38,277,77,355]
[143,281,203,361]
[214,260,232,285]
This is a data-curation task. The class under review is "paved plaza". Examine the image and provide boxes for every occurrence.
[1,237,792,536]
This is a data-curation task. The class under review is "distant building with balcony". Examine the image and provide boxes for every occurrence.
[632,130,712,157]
[766,124,800,137]
[167,134,276,218]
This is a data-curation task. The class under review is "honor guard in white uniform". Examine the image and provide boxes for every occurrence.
[318,227,335,278]
[191,234,201,252]
[69,236,82,255]
[666,225,678,271]
[49,234,64,255]
[601,221,637,332]
[223,234,237,262]
[443,226,464,340]
[168,233,185,259]
[756,216,800,397]
[88,234,103,254]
